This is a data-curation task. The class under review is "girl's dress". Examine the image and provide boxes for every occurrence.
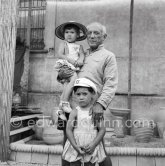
[62,106,106,164]
[54,42,81,82]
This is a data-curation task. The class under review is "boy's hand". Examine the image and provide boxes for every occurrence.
[84,143,96,154]
[76,146,85,155]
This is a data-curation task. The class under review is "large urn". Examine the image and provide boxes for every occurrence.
[33,115,51,140]
[42,125,64,145]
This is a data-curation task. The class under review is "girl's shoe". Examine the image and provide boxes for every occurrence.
[60,101,72,113]
[56,109,67,121]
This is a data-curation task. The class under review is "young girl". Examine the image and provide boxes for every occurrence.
[54,21,87,123]
[62,78,106,166]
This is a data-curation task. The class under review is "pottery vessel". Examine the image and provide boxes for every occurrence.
[155,107,165,138]
[155,107,165,123]
[104,128,116,146]
[110,108,130,135]
[133,118,154,143]
[42,125,64,144]
[12,93,21,105]
[33,115,51,140]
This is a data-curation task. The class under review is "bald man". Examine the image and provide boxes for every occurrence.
[61,22,118,166]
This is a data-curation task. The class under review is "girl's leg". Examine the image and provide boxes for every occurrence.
[62,72,77,101]
[70,160,81,166]
[61,129,70,166]
[60,72,77,113]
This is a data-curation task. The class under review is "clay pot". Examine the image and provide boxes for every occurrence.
[42,125,64,145]
[33,115,51,140]
[155,107,165,138]
[113,116,125,138]
[104,128,116,146]
[155,107,165,123]
[12,93,21,105]
[133,118,154,143]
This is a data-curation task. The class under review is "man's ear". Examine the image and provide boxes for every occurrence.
[103,34,107,41]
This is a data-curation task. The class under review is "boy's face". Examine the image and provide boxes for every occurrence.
[64,28,78,43]
[75,87,93,108]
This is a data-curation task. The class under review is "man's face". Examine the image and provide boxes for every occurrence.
[87,25,106,49]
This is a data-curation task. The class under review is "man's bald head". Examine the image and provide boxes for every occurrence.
[87,22,107,36]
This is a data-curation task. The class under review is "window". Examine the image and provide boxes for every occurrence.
[17,0,46,50]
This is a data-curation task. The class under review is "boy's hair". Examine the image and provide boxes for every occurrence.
[63,24,80,35]
[73,86,95,94]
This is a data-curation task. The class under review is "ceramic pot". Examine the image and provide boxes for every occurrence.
[33,115,51,140]
[104,128,116,146]
[155,107,165,123]
[12,93,21,105]
[113,116,125,138]
[110,108,130,135]
[155,107,165,138]
[133,118,154,143]
[42,125,64,145]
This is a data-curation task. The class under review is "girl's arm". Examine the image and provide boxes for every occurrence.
[66,109,84,154]
[76,45,85,67]
[56,42,75,65]
[85,119,106,154]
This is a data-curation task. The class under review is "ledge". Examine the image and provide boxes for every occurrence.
[10,141,165,156]
[30,50,48,54]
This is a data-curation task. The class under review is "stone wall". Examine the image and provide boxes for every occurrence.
[28,0,165,121]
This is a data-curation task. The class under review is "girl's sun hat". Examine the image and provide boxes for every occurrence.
[74,78,97,94]
[55,21,87,41]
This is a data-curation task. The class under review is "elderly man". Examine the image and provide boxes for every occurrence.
[61,22,118,166]
[79,22,118,122]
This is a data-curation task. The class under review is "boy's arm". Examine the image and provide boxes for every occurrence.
[66,109,79,151]
[85,119,106,154]
[93,119,106,147]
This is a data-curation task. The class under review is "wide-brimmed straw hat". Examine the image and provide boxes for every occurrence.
[55,21,87,41]
[74,78,97,94]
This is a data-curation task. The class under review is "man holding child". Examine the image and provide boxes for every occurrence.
[55,21,118,166]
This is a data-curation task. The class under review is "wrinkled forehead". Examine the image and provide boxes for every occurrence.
[87,24,103,33]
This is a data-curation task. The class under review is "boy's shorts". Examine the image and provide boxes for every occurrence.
[57,112,70,130]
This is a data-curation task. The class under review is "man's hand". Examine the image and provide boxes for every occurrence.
[91,102,104,124]
[76,59,84,67]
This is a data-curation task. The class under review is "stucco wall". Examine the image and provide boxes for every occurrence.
[28,0,165,120]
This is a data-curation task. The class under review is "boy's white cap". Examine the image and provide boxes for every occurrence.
[74,78,97,94]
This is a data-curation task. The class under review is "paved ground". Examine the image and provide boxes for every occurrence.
[0,161,57,166]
